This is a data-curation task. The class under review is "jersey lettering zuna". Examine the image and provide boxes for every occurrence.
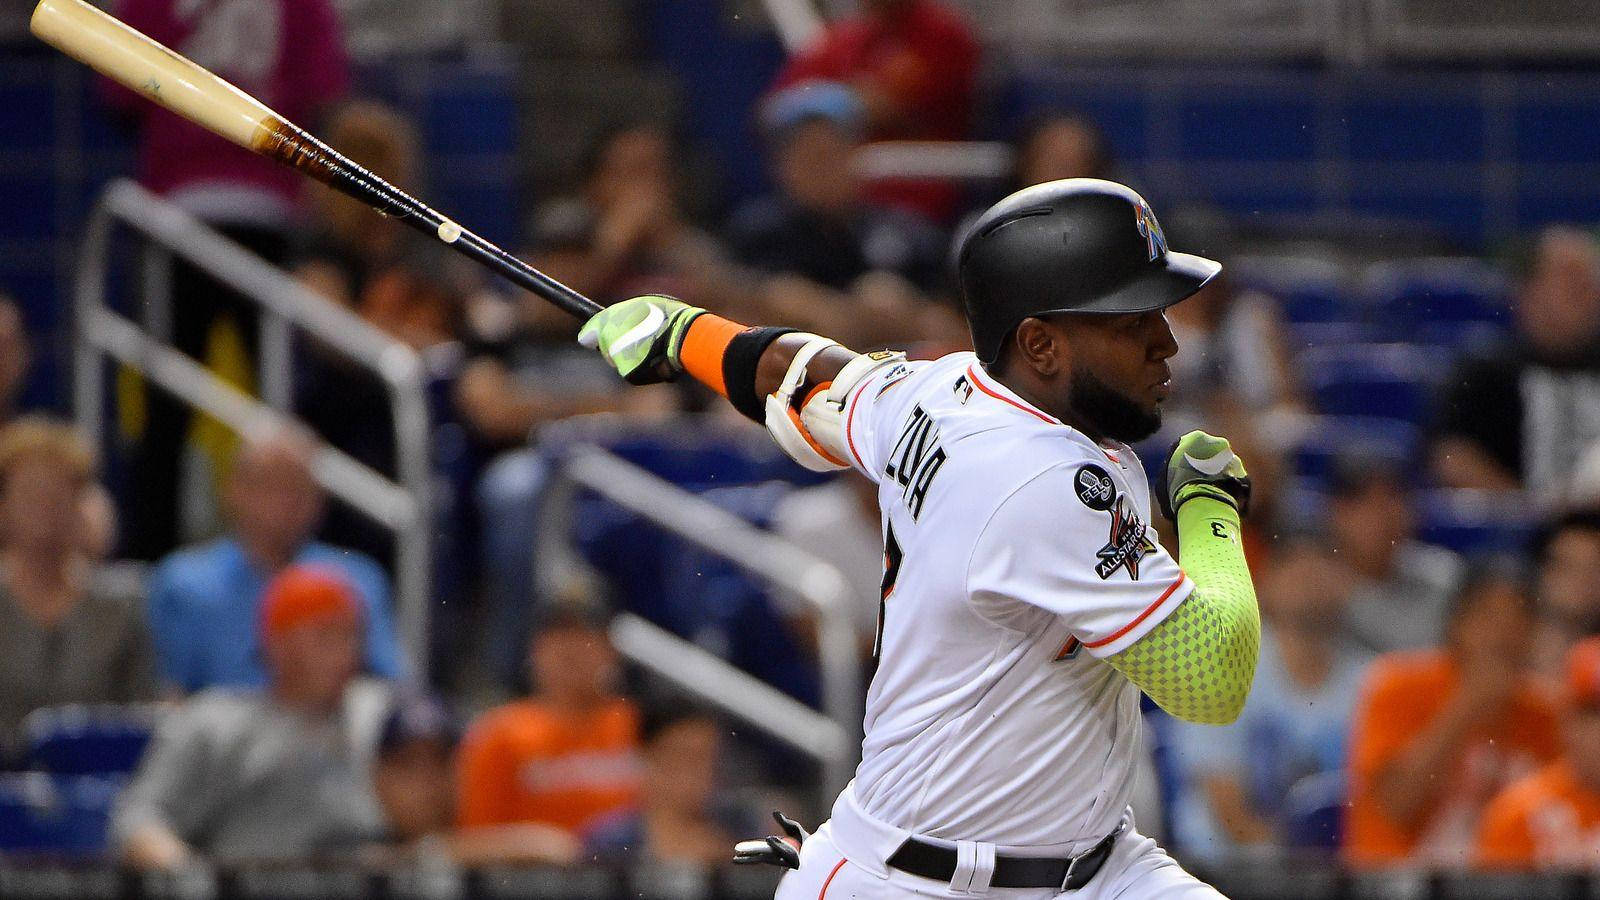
[831,351,1193,851]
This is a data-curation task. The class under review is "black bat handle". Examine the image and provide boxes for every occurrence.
[416,212,603,320]
[276,121,605,321]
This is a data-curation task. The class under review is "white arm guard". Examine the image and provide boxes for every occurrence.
[765,344,908,472]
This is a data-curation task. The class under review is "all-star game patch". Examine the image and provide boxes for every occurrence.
[1095,495,1156,581]
[1073,464,1116,512]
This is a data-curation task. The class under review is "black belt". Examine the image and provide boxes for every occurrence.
[886,823,1125,891]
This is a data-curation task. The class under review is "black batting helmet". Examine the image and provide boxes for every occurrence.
[957,179,1221,365]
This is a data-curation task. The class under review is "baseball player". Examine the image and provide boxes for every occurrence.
[579,178,1260,898]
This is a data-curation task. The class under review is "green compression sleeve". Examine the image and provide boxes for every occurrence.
[1106,497,1260,725]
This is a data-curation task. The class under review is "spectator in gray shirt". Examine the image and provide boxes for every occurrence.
[113,565,390,867]
[1329,457,1465,654]
[0,418,156,762]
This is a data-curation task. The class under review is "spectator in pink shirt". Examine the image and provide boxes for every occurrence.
[100,0,349,561]
[102,0,349,226]
[770,0,980,223]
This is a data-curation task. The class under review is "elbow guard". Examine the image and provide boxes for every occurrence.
[765,345,907,472]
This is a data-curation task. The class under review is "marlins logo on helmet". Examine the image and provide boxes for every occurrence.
[1135,199,1167,262]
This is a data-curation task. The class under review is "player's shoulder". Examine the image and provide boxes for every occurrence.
[983,454,1131,529]
[856,353,1126,488]
[847,351,963,433]
[877,350,968,391]
[896,357,1127,472]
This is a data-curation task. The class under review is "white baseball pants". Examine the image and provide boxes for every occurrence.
[773,817,1226,900]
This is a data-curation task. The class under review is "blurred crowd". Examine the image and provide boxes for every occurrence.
[2,0,1600,882]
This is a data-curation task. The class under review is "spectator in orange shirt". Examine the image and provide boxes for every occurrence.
[1476,636,1600,869]
[455,601,640,859]
[1346,568,1562,868]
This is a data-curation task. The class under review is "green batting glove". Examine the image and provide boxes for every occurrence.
[576,295,705,385]
[1158,430,1252,521]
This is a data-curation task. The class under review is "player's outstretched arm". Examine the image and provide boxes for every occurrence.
[1106,432,1260,726]
[579,295,894,470]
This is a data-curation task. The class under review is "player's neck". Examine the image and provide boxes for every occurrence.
[991,368,1108,444]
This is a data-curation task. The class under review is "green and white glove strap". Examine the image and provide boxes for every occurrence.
[577,295,704,385]
[1160,430,1251,520]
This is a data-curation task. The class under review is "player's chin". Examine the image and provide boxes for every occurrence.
[1142,407,1164,436]
[1111,404,1162,444]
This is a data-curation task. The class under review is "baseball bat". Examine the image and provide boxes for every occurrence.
[30,0,603,321]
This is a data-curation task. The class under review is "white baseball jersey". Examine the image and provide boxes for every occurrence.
[829,351,1193,852]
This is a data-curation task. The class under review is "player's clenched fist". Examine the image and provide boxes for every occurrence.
[577,294,705,385]
[1158,430,1252,521]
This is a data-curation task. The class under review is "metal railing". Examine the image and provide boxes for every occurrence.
[73,179,435,679]
[757,0,824,53]
[854,141,1014,182]
[609,613,853,767]
[537,443,862,804]
[767,0,1600,62]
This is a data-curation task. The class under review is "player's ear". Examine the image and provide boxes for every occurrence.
[1013,317,1067,378]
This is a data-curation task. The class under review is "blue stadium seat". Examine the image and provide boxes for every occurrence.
[1415,489,1539,556]
[1363,258,1512,344]
[1288,416,1422,490]
[1282,770,1347,852]
[0,772,121,857]
[576,482,797,621]
[1301,343,1447,425]
[550,432,827,709]
[23,705,159,778]
[546,425,827,632]
[1227,255,1356,326]
[0,773,55,854]
[1285,320,1382,351]
[1411,320,1512,357]
[549,427,828,492]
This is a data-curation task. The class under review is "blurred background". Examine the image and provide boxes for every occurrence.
[1,0,1599,897]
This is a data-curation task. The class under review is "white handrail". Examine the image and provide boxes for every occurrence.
[538,442,862,806]
[81,307,417,528]
[760,0,825,53]
[609,613,852,763]
[855,141,1016,181]
[73,180,435,680]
